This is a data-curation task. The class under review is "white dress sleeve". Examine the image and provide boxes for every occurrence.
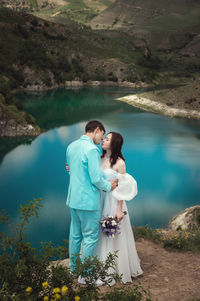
[111,173,138,201]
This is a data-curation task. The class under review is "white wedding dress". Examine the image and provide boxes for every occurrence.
[96,168,143,284]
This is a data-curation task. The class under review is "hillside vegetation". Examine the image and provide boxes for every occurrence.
[0,1,200,135]
[0,6,157,135]
[91,0,200,31]
[0,6,164,91]
[91,0,200,53]
[1,0,115,25]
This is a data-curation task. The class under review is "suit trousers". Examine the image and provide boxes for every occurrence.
[69,208,101,272]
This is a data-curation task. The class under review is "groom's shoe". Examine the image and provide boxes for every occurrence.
[78,276,86,285]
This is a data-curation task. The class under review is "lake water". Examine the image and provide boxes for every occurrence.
[0,87,200,248]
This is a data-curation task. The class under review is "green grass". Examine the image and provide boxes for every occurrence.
[28,0,38,9]
[141,12,200,32]
[163,230,200,252]
[133,225,200,253]
[133,226,162,243]
[0,7,198,92]
[32,0,114,25]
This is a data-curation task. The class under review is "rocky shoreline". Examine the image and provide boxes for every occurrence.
[117,94,200,120]
[23,79,200,122]
[2,78,200,137]
[0,119,40,137]
[117,77,200,120]
[22,80,148,92]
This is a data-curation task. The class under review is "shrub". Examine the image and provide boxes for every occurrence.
[0,198,69,301]
[133,226,162,243]
[162,230,200,252]
[102,284,152,301]
[108,72,118,82]
[0,200,153,301]
[23,111,36,125]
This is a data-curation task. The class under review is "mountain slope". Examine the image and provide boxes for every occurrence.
[91,0,200,31]
[0,0,115,25]
[0,6,145,136]
[0,7,152,90]
[90,0,200,54]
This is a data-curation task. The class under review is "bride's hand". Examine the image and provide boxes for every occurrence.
[66,163,70,172]
[115,210,124,222]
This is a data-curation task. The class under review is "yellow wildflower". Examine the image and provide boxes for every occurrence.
[53,288,61,294]
[61,285,68,295]
[42,281,48,289]
[44,296,49,301]
[25,286,32,295]
[74,296,80,301]
[54,293,61,300]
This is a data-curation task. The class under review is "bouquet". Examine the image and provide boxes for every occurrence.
[100,212,127,238]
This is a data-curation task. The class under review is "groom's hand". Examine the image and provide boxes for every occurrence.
[110,179,118,191]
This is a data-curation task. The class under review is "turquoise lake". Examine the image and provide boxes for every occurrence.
[0,87,200,248]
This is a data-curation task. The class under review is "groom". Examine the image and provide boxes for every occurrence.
[66,120,118,278]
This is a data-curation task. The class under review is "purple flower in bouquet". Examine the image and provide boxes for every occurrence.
[100,215,120,238]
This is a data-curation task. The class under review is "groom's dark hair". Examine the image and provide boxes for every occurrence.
[85,120,105,133]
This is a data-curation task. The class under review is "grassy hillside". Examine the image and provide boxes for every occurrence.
[91,0,200,31]
[90,0,200,55]
[0,6,161,135]
[0,0,115,25]
[1,6,163,90]
[0,3,200,134]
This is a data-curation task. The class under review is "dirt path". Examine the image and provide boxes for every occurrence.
[100,240,200,301]
[61,240,200,300]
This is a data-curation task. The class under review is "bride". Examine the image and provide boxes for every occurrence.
[96,131,143,284]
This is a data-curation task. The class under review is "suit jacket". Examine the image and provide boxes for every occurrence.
[66,135,111,211]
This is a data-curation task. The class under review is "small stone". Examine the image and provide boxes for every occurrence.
[149,274,158,279]
[161,287,169,293]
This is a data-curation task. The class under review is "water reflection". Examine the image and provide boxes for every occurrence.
[0,88,200,248]
[19,87,141,130]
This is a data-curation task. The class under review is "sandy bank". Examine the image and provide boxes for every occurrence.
[117,94,200,120]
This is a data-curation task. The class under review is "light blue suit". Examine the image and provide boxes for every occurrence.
[66,135,111,271]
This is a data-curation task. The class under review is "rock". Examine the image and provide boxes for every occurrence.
[0,119,40,136]
[168,205,200,231]
[65,81,84,87]
[149,274,158,279]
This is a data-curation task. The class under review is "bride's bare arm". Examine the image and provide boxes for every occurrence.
[115,159,126,222]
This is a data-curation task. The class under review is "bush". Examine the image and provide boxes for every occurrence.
[133,226,162,243]
[0,198,70,301]
[102,285,152,301]
[23,111,36,125]
[137,56,161,70]
[108,72,118,82]
[162,230,200,252]
[94,69,107,81]
[0,200,153,301]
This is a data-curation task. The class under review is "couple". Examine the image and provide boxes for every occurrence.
[66,120,143,285]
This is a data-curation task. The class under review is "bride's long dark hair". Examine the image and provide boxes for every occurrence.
[101,132,125,167]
